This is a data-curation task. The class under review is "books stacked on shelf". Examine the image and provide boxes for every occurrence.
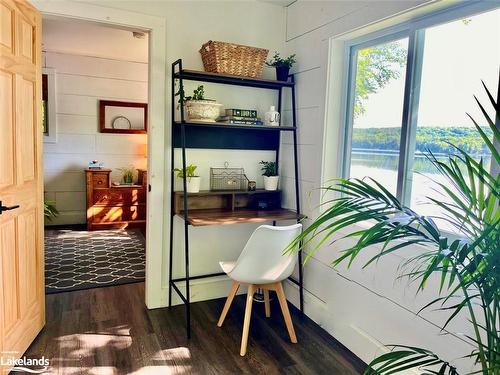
[219,108,263,125]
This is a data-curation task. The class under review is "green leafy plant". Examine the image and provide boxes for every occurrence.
[44,200,58,221]
[266,52,297,68]
[260,161,278,177]
[174,164,199,180]
[176,85,214,107]
[190,85,205,100]
[287,79,500,374]
[118,166,134,184]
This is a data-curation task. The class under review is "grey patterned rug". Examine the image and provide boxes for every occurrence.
[45,228,145,294]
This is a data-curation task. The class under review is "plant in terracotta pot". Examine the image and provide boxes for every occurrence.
[174,164,201,193]
[178,85,222,123]
[266,52,297,81]
[260,161,279,191]
[118,166,135,185]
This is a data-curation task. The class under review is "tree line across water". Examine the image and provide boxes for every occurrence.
[352,126,493,156]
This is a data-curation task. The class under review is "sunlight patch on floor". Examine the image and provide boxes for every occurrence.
[153,346,192,361]
[128,365,192,374]
[56,327,133,359]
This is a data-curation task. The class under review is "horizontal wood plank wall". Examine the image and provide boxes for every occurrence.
[43,51,148,225]
[280,1,476,374]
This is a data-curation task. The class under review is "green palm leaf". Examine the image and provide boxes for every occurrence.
[287,79,500,374]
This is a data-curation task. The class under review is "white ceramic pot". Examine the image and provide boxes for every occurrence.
[186,176,201,193]
[185,100,222,122]
[263,176,279,191]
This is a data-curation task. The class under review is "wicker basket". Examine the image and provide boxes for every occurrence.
[200,41,269,78]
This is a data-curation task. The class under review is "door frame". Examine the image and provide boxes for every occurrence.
[33,1,168,308]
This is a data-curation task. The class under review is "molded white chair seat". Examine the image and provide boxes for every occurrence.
[219,261,236,274]
[217,223,302,356]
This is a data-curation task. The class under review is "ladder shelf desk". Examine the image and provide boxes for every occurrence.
[169,59,303,338]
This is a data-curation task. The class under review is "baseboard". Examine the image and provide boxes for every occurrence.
[168,275,245,306]
[44,223,87,231]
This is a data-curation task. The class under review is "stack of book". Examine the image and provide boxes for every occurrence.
[218,109,263,125]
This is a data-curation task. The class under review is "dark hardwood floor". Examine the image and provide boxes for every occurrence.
[25,282,365,374]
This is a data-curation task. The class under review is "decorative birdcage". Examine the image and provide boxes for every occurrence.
[210,162,247,191]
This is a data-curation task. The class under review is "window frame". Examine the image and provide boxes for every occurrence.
[341,1,500,207]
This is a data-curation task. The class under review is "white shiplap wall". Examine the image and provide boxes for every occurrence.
[282,1,477,373]
[43,51,148,225]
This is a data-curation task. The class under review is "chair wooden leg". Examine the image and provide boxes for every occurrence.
[275,282,297,343]
[240,284,256,356]
[217,281,240,327]
[263,289,271,318]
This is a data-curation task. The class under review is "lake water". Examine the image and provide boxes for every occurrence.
[349,149,492,234]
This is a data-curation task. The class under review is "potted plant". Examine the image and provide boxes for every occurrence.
[174,164,201,193]
[287,80,500,374]
[118,166,135,185]
[260,161,279,191]
[178,85,222,122]
[44,200,59,222]
[266,52,297,81]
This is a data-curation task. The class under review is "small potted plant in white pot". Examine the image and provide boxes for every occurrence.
[179,85,222,123]
[174,164,201,193]
[260,161,279,191]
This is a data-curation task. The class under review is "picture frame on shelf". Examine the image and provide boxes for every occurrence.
[99,100,148,134]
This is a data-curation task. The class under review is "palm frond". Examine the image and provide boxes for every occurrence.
[287,79,500,374]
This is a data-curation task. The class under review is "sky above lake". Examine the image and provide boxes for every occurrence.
[354,7,500,129]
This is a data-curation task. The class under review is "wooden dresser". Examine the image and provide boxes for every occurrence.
[85,169,147,231]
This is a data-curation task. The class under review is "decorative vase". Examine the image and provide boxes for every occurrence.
[123,175,133,184]
[275,66,290,81]
[264,106,280,126]
[263,176,279,191]
[185,100,222,122]
[186,176,201,193]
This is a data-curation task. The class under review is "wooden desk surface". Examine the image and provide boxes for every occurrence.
[176,208,303,226]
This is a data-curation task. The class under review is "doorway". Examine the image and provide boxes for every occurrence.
[42,16,149,293]
[35,0,167,309]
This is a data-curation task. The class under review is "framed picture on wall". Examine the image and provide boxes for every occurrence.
[99,100,148,134]
[43,67,57,143]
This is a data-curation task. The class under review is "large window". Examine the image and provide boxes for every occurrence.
[349,37,409,196]
[344,5,499,232]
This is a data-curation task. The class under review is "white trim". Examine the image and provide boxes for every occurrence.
[33,1,168,309]
[42,67,57,144]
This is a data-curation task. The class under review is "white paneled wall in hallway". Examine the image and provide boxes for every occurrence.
[43,49,148,225]
[281,1,477,373]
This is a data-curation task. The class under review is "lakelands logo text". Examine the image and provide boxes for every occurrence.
[1,354,49,373]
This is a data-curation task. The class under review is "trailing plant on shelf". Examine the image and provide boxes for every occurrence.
[174,164,201,193]
[176,84,221,122]
[266,52,297,81]
[286,79,500,375]
[260,161,279,191]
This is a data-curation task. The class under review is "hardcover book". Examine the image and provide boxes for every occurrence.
[218,115,261,121]
[220,119,263,125]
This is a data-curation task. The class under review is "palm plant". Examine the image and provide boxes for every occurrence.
[287,79,499,374]
[44,200,58,221]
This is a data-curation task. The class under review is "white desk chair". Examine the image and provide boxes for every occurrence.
[217,223,302,356]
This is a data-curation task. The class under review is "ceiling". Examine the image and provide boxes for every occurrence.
[42,17,148,63]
